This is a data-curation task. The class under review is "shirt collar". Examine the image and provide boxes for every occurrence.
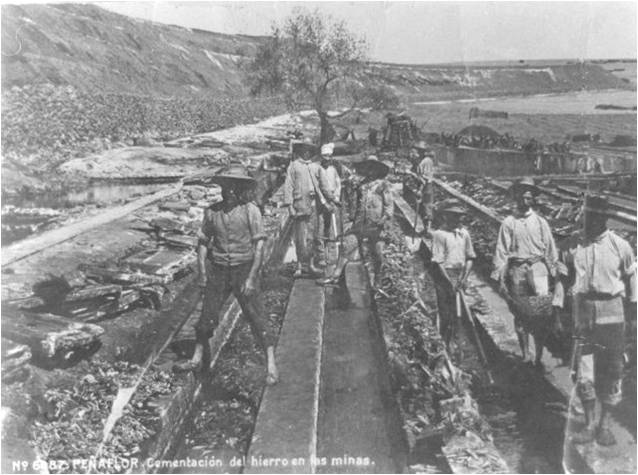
[578,229,609,246]
[515,209,534,219]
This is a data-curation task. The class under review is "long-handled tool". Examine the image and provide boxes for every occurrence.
[458,289,495,385]
[438,264,494,385]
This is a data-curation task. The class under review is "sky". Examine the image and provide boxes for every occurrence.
[98,1,637,64]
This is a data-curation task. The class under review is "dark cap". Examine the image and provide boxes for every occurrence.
[291,140,318,156]
[583,195,609,215]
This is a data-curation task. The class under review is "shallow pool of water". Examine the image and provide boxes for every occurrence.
[4,183,170,210]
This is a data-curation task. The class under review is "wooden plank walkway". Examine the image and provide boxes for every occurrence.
[246,280,325,474]
[316,263,397,474]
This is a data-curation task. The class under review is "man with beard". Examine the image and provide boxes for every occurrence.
[492,177,558,366]
[174,166,278,385]
[553,196,636,446]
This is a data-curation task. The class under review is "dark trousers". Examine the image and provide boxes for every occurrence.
[195,262,274,353]
[574,295,625,406]
[292,201,323,266]
[435,268,462,346]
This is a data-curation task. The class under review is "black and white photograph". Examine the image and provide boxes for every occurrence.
[1,1,636,473]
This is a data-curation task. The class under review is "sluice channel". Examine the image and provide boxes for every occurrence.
[3,144,635,474]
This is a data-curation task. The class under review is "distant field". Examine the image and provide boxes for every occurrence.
[412,90,637,115]
[403,109,636,144]
[596,61,637,87]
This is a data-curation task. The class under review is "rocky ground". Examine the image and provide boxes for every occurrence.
[1,84,288,195]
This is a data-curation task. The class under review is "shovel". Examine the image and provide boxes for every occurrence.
[439,265,494,385]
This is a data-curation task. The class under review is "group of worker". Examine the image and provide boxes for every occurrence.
[174,136,635,449]
[430,169,635,447]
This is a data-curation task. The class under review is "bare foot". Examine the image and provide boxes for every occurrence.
[266,366,279,385]
[173,359,201,373]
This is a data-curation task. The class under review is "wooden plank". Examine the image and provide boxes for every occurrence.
[64,284,122,302]
[1,307,104,358]
[431,178,503,224]
[317,262,397,473]
[246,280,325,474]
[1,339,31,380]
[2,183,182,267]
[392,189,425,234]
[82,266,171,285]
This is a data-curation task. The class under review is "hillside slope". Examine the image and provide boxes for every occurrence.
[1,4,627,98]
[1,3,260,96]
[0,3,630,195]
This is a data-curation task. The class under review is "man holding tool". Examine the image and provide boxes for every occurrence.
[430,201,476,350]
[318,142,342,263]
[492,177,558,366]
[174,166,278,386]
[317,155,394,289]
[553,195,636,446]
[283,141,330,277]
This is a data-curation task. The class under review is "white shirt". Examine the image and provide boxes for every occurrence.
[431,227,476,269]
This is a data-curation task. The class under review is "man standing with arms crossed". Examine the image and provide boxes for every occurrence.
[492,177,558,366]
[553,196,636,446]
[174,166,278,385]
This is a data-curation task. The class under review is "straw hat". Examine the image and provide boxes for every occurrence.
[354,155,391,178]
[510,177,539,196]
[291,140,319,157]
[209,165,256,187]
[437,199,465,215]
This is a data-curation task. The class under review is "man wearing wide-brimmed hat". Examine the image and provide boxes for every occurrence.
[492,176,558,365]
[430,200,476,350]
[553,195,636,446]
[174,165,278,385]
[283,141,331,277]
[318,155,394,288]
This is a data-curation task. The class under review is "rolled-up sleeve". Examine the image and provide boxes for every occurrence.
[491,218,512,281]
[247,203,267,242]
[541,217,559,276]
[198,210,214,246]
[283,162,295,206]
[464,230,476,260]
[618,237,637,302]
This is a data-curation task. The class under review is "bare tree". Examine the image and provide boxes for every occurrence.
[244,9,367,144]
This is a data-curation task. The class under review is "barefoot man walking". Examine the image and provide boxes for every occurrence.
[492,177,558,366]
[174,166,278,385]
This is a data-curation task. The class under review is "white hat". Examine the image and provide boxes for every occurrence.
[320,143,334,156]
